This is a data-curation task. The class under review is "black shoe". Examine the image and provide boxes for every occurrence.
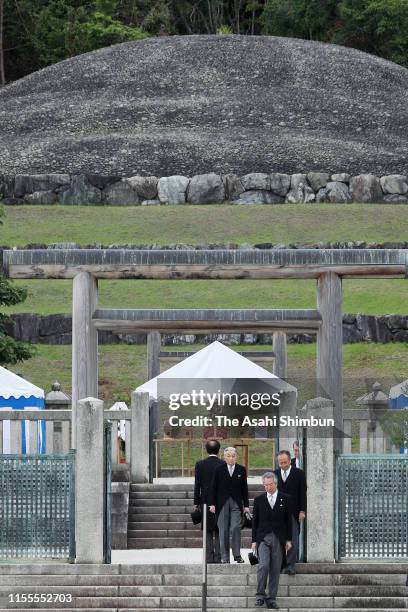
[255,599,264,607]
[266,602,279,609]
[234,555,245,563]
[221,559,230,564]
[287,568,296,576]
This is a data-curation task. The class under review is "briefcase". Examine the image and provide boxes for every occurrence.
[248,551,259,566]
[190,508,202,525]
[241,510,253,529]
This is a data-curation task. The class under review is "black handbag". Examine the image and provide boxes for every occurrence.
[190,508,202,525]
[248,550,259,565]
[241,510,253,529]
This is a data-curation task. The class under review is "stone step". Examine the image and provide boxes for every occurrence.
[127,537,253,548]
[116,609,408,612]
[0,565,121,576]
[128,514,192,523]
[130,484,264,492]
[6,584,401,598]
[67,596,408,608]
[2,609,408,612]
[129,506,191,521]
[1,563,407,576]
[115,609,408,612]
[0,576,161,587]
[0,574,406,587]
[128,521,193,530]
[0,586,117,597]
[127,529,203,538]
[130,491,192,500]
[129,499,200,507]
[129,493,254,507]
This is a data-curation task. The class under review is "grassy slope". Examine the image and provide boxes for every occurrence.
[11,342,407,467]
[2,277,407,315]
[2,203,408,316]
[2,204,407,316]
[2,204,408,246]
[11,343,408,407]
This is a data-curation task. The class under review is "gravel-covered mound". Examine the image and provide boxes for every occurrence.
[1,35,407,175]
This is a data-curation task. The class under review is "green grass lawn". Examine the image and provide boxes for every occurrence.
[2,204,408,316]
[2,204,408,246]
[10,342,407,467]
[3,277,408,316]
[11,342,407,408]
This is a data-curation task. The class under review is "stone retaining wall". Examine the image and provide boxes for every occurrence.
[6,312,408,345]
[1,172,408,205]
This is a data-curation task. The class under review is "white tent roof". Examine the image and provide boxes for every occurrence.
[0,367,44,400]
[389,379,408,400]
[136,341,283,399]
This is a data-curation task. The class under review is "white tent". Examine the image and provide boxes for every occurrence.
[389,379,408,407]
[136,340,293,400]
[0,367,45,453]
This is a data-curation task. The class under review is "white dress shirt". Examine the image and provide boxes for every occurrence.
[281,465,291,482]
[267,490,278,509]
[228,464,235,477]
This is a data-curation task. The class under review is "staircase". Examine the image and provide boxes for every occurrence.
[127,482,263,549]
[0,562,407,610]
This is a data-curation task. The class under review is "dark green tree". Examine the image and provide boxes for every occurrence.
[4,0,149,82]
[261,0,339,41]
[336,0,408,67]
[0,208,34,366]
[380,409,408,450]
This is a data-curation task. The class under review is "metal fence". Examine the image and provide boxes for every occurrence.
[336,454,408,560]
[0,453,75,561]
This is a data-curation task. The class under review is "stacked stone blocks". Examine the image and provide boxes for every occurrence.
[1,172,408,205]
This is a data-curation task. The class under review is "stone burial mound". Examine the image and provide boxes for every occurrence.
[1,35,408,176]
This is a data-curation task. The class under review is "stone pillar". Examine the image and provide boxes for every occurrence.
[147,331,161,380]
[147,331,161,450]
[131,391,150,483]
[273,331,287,379]
[343,419,352,454]
[45,381,71,452]
[75,397,104,563]
[359,420,368,453]
[356,382,389,454]
[305,397,335,562]
[317,272,343,453]
[278,389,298,454]
[72,272,98,448]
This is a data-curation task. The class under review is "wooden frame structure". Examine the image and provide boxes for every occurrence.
[3,248,408,452]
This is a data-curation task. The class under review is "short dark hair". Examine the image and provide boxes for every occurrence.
[205,439,220,454]
[277,450,291,460]
[293,440,300,447]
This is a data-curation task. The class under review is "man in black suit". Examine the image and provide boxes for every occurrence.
[209,446,249,563]
[290,441,300,468]
[252,472,292,609]
[193,439,224,563]
[275,450,307,575]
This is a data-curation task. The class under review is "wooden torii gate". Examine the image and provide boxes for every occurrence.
[3,248,407,451]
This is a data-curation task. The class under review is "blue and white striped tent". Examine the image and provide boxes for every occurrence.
[0,367,45,454]
[389,379,408,409]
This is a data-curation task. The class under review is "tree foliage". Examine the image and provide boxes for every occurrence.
[2,0,408,84]
[0,276,35,366]
[0,206,35,366]
[380,409,408,450]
